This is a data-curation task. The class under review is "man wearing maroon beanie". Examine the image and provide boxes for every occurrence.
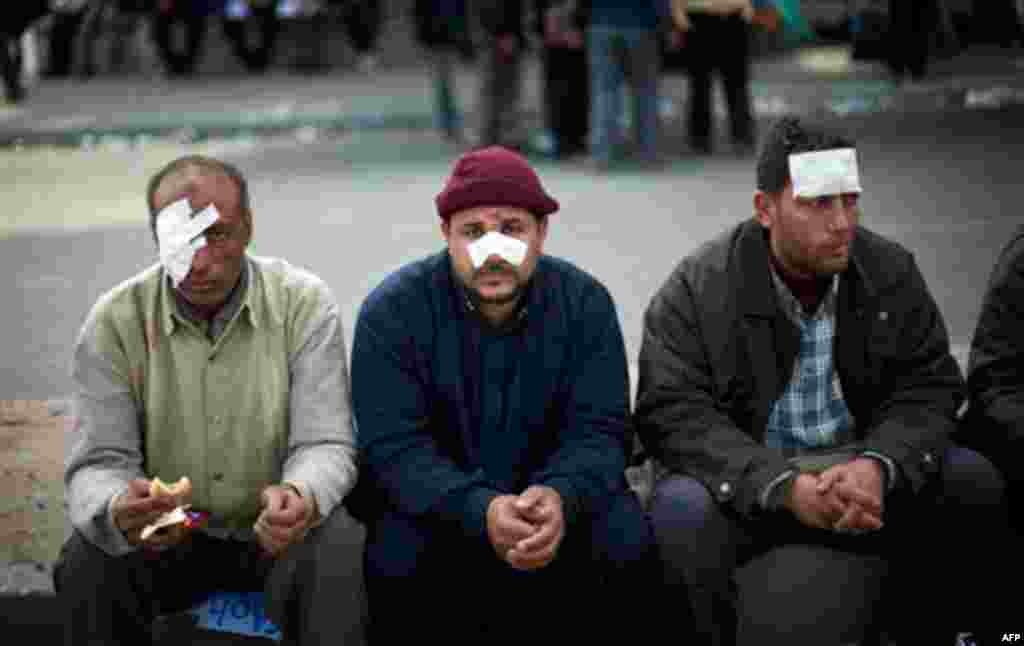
[349,146,673,643]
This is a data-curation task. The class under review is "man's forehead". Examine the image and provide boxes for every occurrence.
[153,167,238,213]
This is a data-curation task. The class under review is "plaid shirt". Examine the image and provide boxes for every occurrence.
[764,272,855,451]
[758,267,897,509]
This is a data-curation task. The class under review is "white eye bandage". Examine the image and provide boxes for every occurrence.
[467,231,528,270]
[788,148,862,199]
[156,198,220,287]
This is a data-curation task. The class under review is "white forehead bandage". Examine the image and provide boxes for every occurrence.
[467,231,528,269]
[788,148,862,199]
[156,198,220,287]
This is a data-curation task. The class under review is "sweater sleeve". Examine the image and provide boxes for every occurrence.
[351,292,501,541]
[65,308,145,556]
[530,283,632,528]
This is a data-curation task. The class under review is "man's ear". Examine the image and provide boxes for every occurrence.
[754,191,774,229]
[243,210,254,245]
[440,219,451,241]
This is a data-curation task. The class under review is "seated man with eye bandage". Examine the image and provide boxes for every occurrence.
[55,155,367,645]
[350,145,668,644]
[635,116,1013,646]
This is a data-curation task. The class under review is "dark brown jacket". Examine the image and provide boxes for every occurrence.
[965,224,1024,476]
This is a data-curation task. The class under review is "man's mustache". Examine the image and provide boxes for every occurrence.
[475,261,516,277]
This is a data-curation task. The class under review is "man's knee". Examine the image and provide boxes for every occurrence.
[648,474,735,581]
[942,445,1006,510]
[736,545,886,645]
[649,474,719,542]
[54,530,124,594]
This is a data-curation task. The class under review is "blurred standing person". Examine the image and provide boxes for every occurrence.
[152,0,219,78]
[1,1,49,102]
[343,0,381,73]
[475,0,527,149]
[887,0,933,82]
[535,0,589,159]
[412,0,474,143]
[45,0,92,79]
[671,0,755,155]
[584,0,668,170]
[221,0,281,73]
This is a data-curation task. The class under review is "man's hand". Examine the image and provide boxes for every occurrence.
[784,473,845,530]
[112,479,185,548]
[817,459,885,533]
[505,485,564,571]
[253,484,314,557]
[486,495,537,561]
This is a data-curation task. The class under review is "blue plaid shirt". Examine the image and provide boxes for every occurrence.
[759,266,896,509]
[764,273,854,450]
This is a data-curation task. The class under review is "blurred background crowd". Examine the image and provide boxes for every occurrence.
[2,1,1023,160]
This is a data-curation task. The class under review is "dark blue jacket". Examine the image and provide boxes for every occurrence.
[350,251,632,540]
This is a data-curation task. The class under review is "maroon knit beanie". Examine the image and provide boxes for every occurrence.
[435,146,559,220]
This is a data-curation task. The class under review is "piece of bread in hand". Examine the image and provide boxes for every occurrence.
[149,476,192,498]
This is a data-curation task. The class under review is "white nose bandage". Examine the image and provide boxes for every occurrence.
[789,148,862,199]
[156,198,220,288]
[467,231,528,270]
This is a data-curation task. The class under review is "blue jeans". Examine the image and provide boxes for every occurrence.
[586,25,661,163]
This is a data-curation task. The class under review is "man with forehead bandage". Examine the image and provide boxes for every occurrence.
[350,145,668,643]
[56,155,368,645]
[637,116,1013,644]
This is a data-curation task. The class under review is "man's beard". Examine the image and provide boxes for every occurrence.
[468,263,524,305]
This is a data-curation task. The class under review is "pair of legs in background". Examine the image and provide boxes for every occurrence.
[651,446,1013,645]
[587,24,660,167]
[684,12,754,155]
[55,507,367,646]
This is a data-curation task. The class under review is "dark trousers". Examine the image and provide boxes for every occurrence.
[685,12,753,152]
[47,9,87,77]
[54,507,368,646]
[887,0,932,79]
[342,0,380,55]
[542,44,589,157]
[151,9,206,76]
[478,35,524,148]
[650,446,1012,646]
[364,490,670,644]
[1,35,23,102]
[222,4,280,72]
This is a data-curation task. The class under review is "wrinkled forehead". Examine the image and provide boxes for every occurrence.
[152,166,240,216]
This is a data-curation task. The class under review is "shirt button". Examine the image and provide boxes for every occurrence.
[212,472,224,482]
[719,482,732,496]
[923,452,934,465]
